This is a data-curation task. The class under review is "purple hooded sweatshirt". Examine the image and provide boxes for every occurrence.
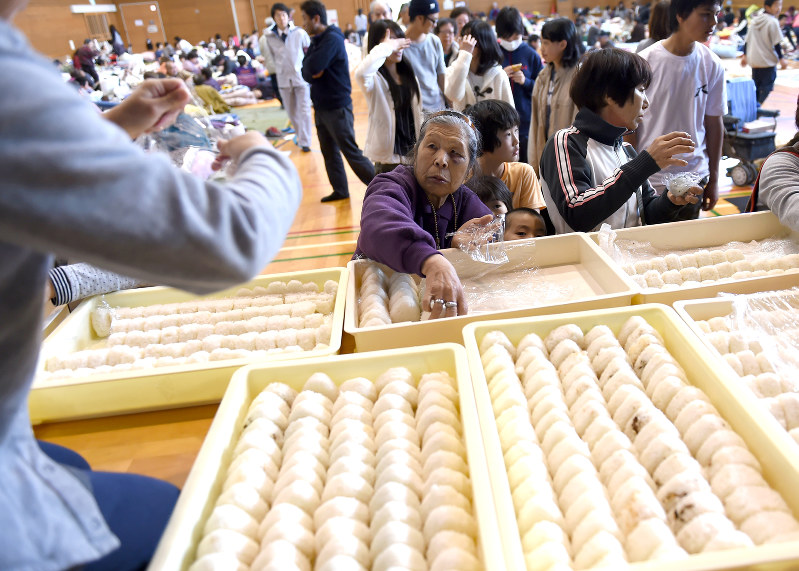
[354,165,491,275]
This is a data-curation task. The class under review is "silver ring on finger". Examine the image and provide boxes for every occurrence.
[444,301,458,309]
[430,298,446,310]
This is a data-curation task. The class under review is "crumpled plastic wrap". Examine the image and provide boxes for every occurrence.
[135,90,245,179]
[726,289,799,389]
[447,215,508,264]
[663,171,704,197]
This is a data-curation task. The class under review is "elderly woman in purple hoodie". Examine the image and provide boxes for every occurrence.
[355,111,493,319]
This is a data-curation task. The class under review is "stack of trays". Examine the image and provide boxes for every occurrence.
[148,344,504,571]
[590,212,799,305]
[462,304,799,570]
[345,233,635,352]
[30,268,347,423]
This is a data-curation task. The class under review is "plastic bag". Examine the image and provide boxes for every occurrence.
[447,215,508,264]
[663,171,704,197]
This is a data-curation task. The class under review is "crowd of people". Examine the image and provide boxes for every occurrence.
[4,0,798,566]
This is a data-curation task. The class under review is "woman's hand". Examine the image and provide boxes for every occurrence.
[212,131,270,171]
[450,214,495,250]
[459,35,477,53]
[421,253,467,319]
[103,78,191,139]
[646,131,695,169]
[381,29,411,52]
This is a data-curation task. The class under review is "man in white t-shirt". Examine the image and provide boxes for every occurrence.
[634,0,726,218]
[402,0,447,112]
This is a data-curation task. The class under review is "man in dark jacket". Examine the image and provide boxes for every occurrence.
[301,0,375,201]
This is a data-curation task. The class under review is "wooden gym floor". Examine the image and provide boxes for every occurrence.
[34,78,798,489]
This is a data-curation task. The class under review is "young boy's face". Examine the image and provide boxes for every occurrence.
[492,126,520,163]
[677,2,721,43]
[485,199,508,216]
[504,211,546,240]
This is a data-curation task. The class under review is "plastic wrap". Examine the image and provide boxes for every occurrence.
[447,215,508,264]
[135,90,245,179]
[596,224,799,290]
[663,171,704,197]
[726,289,799,390]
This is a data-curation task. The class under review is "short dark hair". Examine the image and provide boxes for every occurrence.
[528,33,540,42]
[648,0,671,42]
[449,6,471,20]
[495,6,525,38]
[468,175,513,212]
[570,48,652,112]
[507,207,544,221]
[541,18,582,68]
[765,0,779,7]
[465,100,520,154]
[301,0,327,25]
[669,0,720,33]
[272,2,290,17]
[460,20,503,75]
[434,17,457,35]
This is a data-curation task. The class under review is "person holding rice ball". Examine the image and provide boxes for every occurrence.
[0,0,302,567]
[355,110,492,320]
[539,48,704,234]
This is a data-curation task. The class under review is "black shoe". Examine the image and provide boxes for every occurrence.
[321,192,349,202]
[302,146,311,152]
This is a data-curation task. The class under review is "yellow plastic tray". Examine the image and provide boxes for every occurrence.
[30,268,347,424]
[147,344,505,571]
[462,304,799,571]
[674,293,799,457]
[344,233,636,352]
[589,212,799,305]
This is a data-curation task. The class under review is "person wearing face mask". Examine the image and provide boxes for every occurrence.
[539,49,702,234]
[355,20,423,174]
[496,6,543,166]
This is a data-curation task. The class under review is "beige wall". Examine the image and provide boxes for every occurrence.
[15,0,758,60]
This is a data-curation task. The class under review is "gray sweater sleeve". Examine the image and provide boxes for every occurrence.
[0,32,302,295]
[49,263,146,305]
[759,151,799,231]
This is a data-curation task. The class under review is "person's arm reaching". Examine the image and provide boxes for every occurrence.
[49,263,147,305]
[1,72,302,295]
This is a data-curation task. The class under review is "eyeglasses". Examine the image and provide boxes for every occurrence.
[426,15,438,25]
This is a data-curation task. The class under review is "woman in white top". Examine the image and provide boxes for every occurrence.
[355,19,424,174]
[444,20,514,112]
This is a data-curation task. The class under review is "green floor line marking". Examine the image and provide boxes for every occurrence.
[285,229,360,240]
[272,251,356,263]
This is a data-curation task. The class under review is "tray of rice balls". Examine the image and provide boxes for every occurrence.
[30,268,347,423]
[148,344,503,571]
[462,304,799,571]
[590,212,799,306]
[675,290,799,454]
[345,233,636,352]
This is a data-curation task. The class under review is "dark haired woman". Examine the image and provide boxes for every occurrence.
[636,0,671,52]
[444,20,513,112]
[355,20,423,173]
[109,24,126,56]
[496,6,543,165]
[527,18,582,173]
[539,48,701,234]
